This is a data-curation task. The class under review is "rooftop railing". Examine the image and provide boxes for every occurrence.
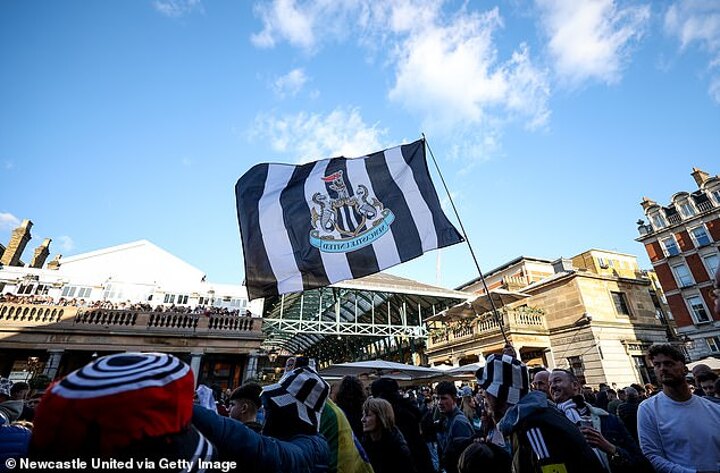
[0,302,263,338]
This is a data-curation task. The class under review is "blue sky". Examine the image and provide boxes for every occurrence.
[1,0,719,290]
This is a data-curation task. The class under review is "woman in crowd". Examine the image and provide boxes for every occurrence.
[361,397,416,473]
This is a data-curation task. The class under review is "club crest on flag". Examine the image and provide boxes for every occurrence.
[309,170,395,253]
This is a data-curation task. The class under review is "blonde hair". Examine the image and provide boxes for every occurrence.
[460,396,476,420]
[362,397,395,431]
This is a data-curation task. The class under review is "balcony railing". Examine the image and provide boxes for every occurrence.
[697,200,714,212]
[667,214,682,225]
[0,303,262,338]
[428,308,547,349]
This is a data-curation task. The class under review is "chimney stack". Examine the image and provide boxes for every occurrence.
[29,238,52,269]
[0,219,33,267]
[47,254,62,270]
[552,258,574,274]
[640,197,657,212]
[691,167,711,187]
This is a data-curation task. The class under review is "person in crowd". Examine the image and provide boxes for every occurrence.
[435,381,474,473]
[595,383,610,411]
[193,364,331,472]
[696,370,719,402]
[371,378,434,473]
[638,343,720,473]
[419,394,440,472]
[9,382,32,423]
[615,387,640,442]
[20,394,42,423]
[582,385,598,406]
[480,354,606,473]
[643,384,656,398]
[458,386,481,433]
[690,363,713,396]
[607,388,624,415]
[29,353,216,471]
[291,357,371,473]
[457,441,512,473]
[530,369,550,397]
[320,397,374,473]
[228,382,262,432]
[334,375,367,440]
[360,397,415,473]
[548,369,650,472]
[630,383,647,400]
[0,421,31,473]
[0,379,23,425]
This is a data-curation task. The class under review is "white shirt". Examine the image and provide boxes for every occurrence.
[638,392,720,473]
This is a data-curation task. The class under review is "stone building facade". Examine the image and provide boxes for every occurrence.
[426,249,672,387]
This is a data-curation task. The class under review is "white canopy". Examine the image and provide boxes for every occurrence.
[319,360,442,381]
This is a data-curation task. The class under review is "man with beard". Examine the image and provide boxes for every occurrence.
[548,369,650,473]
[637,343,720,473]
[479,354,605,473]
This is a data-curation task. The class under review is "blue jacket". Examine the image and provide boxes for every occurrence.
[0,424,31,473]
[193,405,330,473]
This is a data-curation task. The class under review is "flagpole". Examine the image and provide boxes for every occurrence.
[422,133,510,346]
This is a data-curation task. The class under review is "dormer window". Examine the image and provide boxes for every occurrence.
[679,201,695,218]
[650,213,666,229]
[712,189,720,205]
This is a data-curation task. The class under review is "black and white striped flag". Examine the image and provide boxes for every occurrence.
[235,139,463,300]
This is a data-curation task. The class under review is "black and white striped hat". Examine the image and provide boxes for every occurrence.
[261,366,329,431]
[478,354,529,405]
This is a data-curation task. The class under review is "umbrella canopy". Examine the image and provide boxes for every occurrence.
[319,360,442,380]
[426,289,530,323]
[446,361,486,378]
[687,356,720,371]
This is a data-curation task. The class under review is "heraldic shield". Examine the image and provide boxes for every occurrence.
[309,170,395,253]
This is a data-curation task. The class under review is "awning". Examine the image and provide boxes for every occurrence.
[426,289,530,322]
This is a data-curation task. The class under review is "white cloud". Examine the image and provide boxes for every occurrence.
[153,0,204,18]
[250,107,388,163]
[0,212,20,230]
[251,0,319,50]
[250,1,550,162]
[389,9,550,135]
[272,68,309,98]
[664,0,720,103]
[536,0,650,86]
[57,235,75,252]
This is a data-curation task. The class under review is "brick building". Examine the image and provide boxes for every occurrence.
[636,168,720,360]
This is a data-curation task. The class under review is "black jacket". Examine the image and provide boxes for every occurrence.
[362,427,416,473]
[498,392,606,473]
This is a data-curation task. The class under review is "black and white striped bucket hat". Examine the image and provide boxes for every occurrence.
[478,354,529,405]
[261,366,329,431]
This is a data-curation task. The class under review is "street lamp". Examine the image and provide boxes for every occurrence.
[268,349,278,363]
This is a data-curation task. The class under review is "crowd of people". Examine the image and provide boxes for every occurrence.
[0,293,248,316]
[0,273,719,472]
[1,342,718,473]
